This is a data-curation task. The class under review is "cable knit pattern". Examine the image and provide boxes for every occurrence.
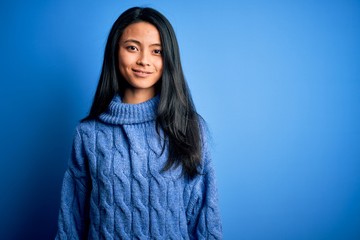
[55,95,222,239]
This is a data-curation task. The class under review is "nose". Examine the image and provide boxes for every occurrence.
[136,51,150,66]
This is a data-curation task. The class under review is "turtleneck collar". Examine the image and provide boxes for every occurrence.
[99,95,160,125]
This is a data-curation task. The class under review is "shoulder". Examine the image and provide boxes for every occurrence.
[196,114,214,173]
[73,118,120,147]
[74,119,97,136]
[73,118,111,141]
[197,114,211,142]
[75,117,115,134]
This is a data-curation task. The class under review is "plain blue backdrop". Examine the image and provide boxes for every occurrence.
[1,0,359,239]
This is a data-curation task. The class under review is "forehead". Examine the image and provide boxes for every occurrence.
[120,21,161,43]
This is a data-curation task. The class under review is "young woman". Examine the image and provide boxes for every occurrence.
[56,7,222,239]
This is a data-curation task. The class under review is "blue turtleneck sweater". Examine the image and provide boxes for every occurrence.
[55,95,222,239]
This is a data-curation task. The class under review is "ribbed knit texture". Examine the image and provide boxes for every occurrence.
[55,95,222,239]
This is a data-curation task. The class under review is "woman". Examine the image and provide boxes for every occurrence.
[56,7,222,239]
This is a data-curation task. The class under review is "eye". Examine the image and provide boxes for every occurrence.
[126,46,138,51]
[153,49,162,55]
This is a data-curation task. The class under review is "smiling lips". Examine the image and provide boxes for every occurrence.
[132,68,153,77]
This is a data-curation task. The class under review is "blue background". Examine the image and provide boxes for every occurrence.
[1,0,359,239]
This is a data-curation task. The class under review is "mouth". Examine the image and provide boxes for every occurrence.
[132,69,153,77]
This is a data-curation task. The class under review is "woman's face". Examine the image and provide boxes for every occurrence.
[118,21,163,103]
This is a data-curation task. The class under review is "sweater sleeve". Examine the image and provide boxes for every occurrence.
[55,127,91,240]
[186,141,223,239]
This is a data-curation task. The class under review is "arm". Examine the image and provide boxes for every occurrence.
[55,127,91,240]
[187,139,223,239]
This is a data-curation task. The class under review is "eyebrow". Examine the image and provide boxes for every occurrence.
[123,39,162,47]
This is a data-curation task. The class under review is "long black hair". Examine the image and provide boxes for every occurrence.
[83,7,203,178]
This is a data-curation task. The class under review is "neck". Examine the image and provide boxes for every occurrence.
[99,93,160,125]
[123,88,156,104]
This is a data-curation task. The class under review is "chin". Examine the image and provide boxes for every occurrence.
[129,80,159,89]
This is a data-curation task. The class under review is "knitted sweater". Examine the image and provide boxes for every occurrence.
[55,95,222,239]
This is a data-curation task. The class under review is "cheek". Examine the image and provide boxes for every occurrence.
[118,51,133,69]
[118,59,126,77]
[155,59,163,73]
[118,52,125,69]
